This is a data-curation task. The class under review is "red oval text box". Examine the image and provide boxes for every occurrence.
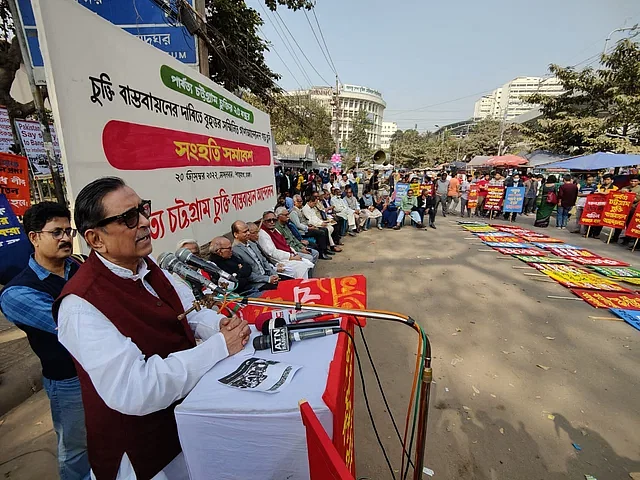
[102,120,272,170]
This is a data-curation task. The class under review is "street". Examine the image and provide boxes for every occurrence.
[2,216,639,479]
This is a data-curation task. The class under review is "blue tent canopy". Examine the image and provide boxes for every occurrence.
[542,152,640,170]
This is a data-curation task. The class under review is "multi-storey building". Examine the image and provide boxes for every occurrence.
[380,121,397,150]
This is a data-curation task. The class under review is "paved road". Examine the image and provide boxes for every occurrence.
[2,216,639,479]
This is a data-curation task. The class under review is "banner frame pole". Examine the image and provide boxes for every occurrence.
[634,238,639,253]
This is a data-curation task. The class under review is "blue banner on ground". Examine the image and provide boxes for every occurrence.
[0,194,32,285]
[503,187,525,213]
[609,309,640,332]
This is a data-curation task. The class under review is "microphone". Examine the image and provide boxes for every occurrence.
[175,248,236,285]
[254,309,326,332]
[260,317,341,335]
[252,326,341,352]
[158,252,225,295]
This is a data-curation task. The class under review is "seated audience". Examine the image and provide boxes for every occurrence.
[274,207,322,262]
[360,187,383,229]
[258,211,313,279]
[344,187,369,231]
[289,194,336,255]
[331,187,358,236]
[394,189,424,229]
[208,236,253,294]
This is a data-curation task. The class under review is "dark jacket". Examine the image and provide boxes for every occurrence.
[505,178,525,188]
[209,252,252,293]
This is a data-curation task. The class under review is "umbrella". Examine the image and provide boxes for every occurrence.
[486,155,528,167]
[540,152,640,170]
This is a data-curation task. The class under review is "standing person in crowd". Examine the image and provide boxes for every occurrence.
[488,170,504,187]
[274,207,321,262]
[475,173,490,216]
[589,174,619,239]
[459,174,472,218]
[320,168,330,190]
[0,202,90,480]
[556,174,579,230]
[571,174,597,234]
[258,211,314,278]
[209,237,253,294]
[446,173,460,215]
[417,186,437,228]
[534,175,558,228]
[393,189,424,229]
[280,168,294,196]
[611,175,640,244]
[55,177,250,480]
[368,169,380,195]
[360,187,383,229]
[523,174,539,215]
[434,172,449,217]
[503,172,524,222]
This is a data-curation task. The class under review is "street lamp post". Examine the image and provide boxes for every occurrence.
[603,25,638,55]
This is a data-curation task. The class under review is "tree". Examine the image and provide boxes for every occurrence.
[457,119,519,159]
[521,38,640,154]
[346,109,372,165]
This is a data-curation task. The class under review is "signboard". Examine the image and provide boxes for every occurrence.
[16,0,198,84]
[0,107,14,153]
[485,242,531,248]
[503,187,525,213]
[571,290,640,309]
[467,184,478,210]
[477,235,522,243]
[484,186,504,211]
[394,182,410,202]
[601,191,635,229]
[514,255,571,264]
[589,266,640,278]
[579,194,606,226]
[532,242,579,250]
[15,119,63,177]
[0,194,32,285]
[494,248,546,256]
[572,257,630,267]
[624,207,640,239]
[609,309,640,332]
[548,247,600,259]
[0,153,31,215]
[33,0,275,253]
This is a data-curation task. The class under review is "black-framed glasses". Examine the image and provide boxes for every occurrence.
[96,200,152,229]
[36,227,77,240]
[263,218,277,223]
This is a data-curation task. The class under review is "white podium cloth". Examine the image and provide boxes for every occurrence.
[175,328,339,480]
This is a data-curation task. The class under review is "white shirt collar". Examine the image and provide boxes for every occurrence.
[96,252,151,282]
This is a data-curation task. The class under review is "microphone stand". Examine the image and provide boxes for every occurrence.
[180,294,432,480]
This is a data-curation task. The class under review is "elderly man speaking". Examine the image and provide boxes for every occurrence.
[55,177,250,480]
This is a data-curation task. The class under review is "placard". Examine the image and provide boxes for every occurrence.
[514,255,571,264]
[572,257,630,267]
[0,193,32,284]
[0,153,30,215]
[624,207,640,239]
[484,186,504,211]
[523,237,564,243]
[529,263,591,275]
[542,271,630,292]
[467,184,478,210]
[579,194,606,226]
[601,191,635,229]
[15,119,63,177]
[571,289,640,309]
[532,242,579,250]
[485,242,531,248]
[477,235,522,243]
[503,187,525,213]
[0,106,13,153]
[548,247,600,259]
[394,182,410,202]
[33,0,276,253]
[493,248,546,256]
[589,266,640,278]
[462,225,498,232]
[609,309,640,332]
[472,231,515,237]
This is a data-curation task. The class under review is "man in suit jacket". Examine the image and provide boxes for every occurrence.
[280,168,294,196]
[231,221,290,291]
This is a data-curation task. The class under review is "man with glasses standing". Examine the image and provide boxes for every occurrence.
[0,202,90,480]
[54,177,250,480]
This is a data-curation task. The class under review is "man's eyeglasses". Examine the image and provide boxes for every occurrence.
[96,200,152,229]
[36,227,77,240]
[263,218,277,223]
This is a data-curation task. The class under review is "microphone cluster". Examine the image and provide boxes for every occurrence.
[252,317,341,353]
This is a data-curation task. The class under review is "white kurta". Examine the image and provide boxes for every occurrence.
[257,230,312,279]
[331,196,356,228]
[301,204,335,246]
[58,254,231,480]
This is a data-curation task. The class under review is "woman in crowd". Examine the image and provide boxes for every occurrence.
[534,175,558,228]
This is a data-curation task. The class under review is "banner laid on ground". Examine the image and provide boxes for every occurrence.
[33,0,275,253]
[485,242,531,248]
[579,194,606,226]
[477,235,522,243]
[0,107,13,153]
[572,257,630,267]
[0,153,30,216]
[14,119,63,177]
[609,309,640,332]
[494,248,546,256]
[484,186,504,211]
[467,184,478,210]
[503,187,525,213]
[601,192,635,229]
[513,255,571,264]
[547,247,600,259]
[571,290,640,309]
[589,266,640,279]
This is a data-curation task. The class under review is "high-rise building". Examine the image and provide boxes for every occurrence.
[284,84,387,151]
[473,77,563,121]
[380,121,397,150]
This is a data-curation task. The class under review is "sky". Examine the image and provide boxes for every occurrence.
[246,0,640,132]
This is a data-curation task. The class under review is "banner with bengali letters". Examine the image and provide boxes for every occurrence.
[579,194,606,226]
[600,191,635,229]
[484,186,504,211]
[0,153,30,215]
[494,248,546,256]
[513,255,570,264]
[588,266,640,278]
[0,194,32,285]
[503,187,525,213]
[570,290,640,309]
[531,263,630,291]
[624,207,640,239]
[33,0,275,253]
[609,309,640,332]
[467,184,479,210]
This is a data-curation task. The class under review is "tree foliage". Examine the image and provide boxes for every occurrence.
[521,38,640,154]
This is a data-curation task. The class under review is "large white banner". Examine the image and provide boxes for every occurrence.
[33,0,275,253]
[14,119,63,176]
[0,107,13,153]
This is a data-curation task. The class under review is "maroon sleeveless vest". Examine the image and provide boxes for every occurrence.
[53,251,196,480]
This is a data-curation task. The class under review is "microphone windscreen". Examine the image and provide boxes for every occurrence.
[260,317,286,335]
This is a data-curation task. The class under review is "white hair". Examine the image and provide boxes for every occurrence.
[177,238,198,249]
[275,206,289,217]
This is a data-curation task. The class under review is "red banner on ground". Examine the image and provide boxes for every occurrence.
[601,192,635,229]
[0,153,30,216]
[624,207,640,239]
[494,247,546,256]
[571,289,640,309]
[484,186,504,211]
[572,257,630,267]
[579,194,606,226]
[548,247,600,259]
[468,184,479,210]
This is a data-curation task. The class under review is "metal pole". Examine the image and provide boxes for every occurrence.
[603,25,638,55]
[412,366,432,480]
[7,0,66,205]
[333,75,340,155]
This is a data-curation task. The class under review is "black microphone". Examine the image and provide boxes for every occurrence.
[260,317,341,335]
[158,252,225,295]
[252,326,341,352]
[175,248,238,291]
